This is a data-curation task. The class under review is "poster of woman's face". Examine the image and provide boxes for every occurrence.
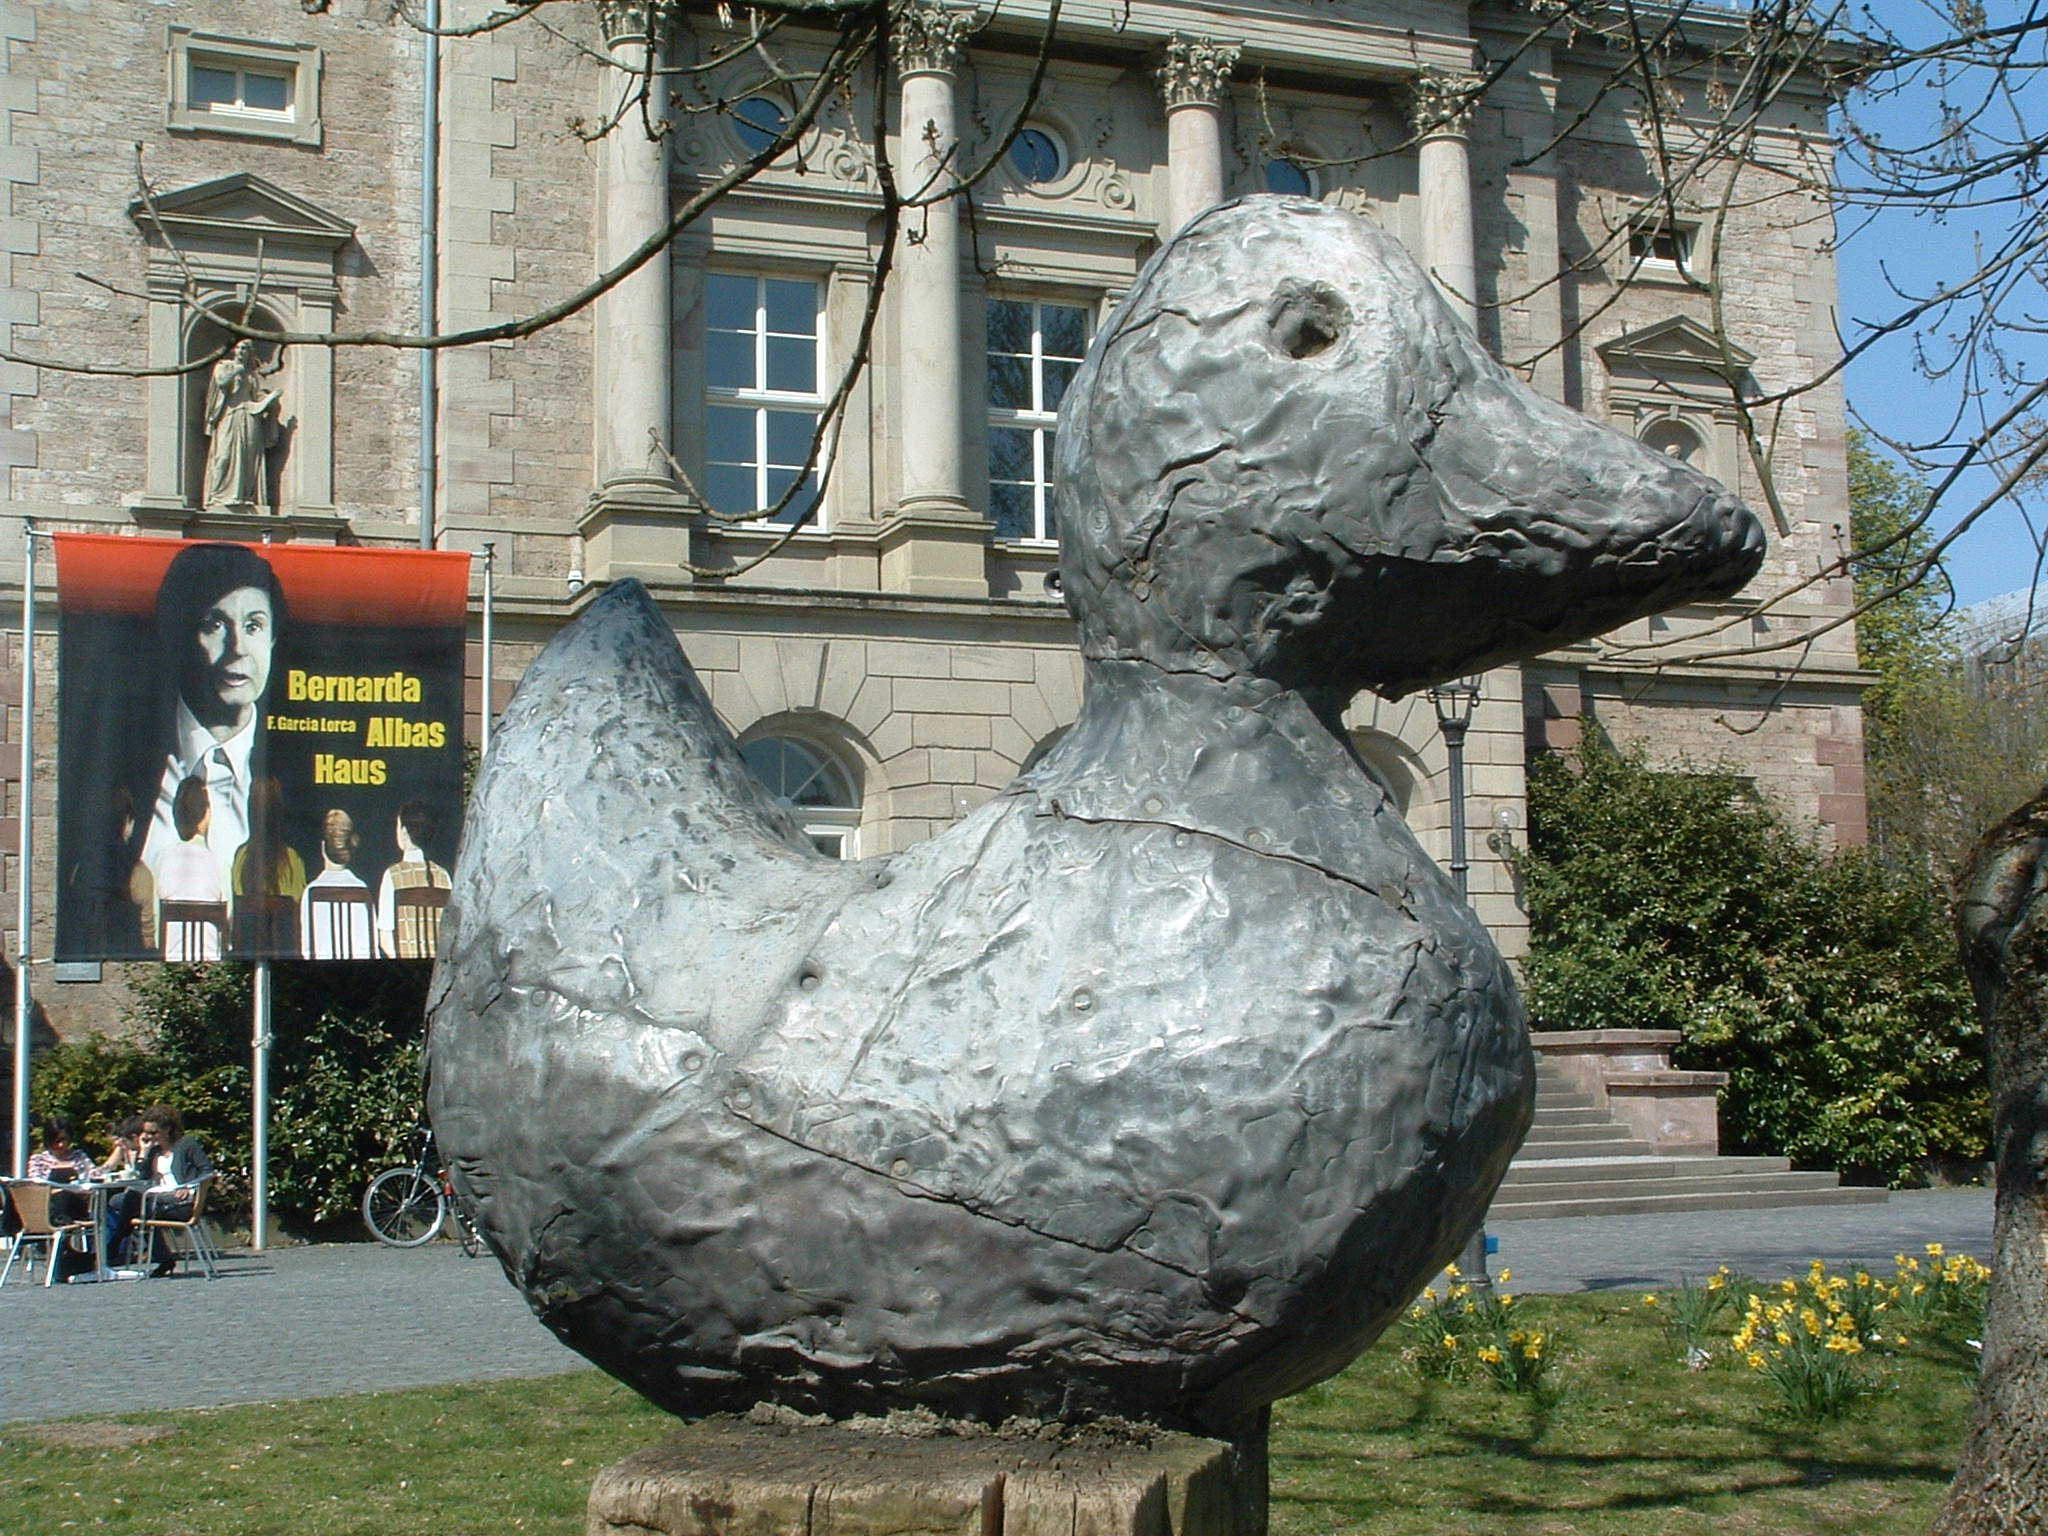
[51,534,472,964]
[156,544,289,735]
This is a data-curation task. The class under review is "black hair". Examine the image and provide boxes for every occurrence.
[154,543,289,659]
[40,1114,77,1145]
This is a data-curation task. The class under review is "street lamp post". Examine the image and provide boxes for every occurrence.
[1429,673,1493,1294]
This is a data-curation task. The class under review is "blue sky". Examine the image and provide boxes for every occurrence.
[1829,2,2047,611]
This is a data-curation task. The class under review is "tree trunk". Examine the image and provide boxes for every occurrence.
[1934,786,2048,1535]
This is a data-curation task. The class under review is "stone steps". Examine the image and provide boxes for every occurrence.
[1492,1067,1885,1219]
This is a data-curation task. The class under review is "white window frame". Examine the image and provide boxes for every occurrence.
[739,735,862,859]
[167,29,322,148]
[703,271,831,529]
[986,296,1091,545]
[1625,217,1700,283]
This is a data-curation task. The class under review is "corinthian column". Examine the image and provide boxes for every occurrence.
[1409,69,1480,332]
[879,2,987,595]
[894,1,974,521]
[1157,35,1239,237]
[593,0,682,506]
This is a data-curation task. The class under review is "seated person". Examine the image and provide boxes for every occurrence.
[23,1114,96,1227]
[105,1104,214,1277]
[101,1114,143,1177]
[10,1116,97,1276]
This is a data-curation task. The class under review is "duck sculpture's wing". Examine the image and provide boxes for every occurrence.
[428,579,865,1236]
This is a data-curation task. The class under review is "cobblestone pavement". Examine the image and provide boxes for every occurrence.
[0,1239,580,1426]
[0,1188,1996,1425]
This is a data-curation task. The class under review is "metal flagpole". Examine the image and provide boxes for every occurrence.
[10,521,35,1178]
[479,542,495,759]
[251,959,272,1250]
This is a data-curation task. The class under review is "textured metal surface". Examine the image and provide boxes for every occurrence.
[427,197,1764,1434]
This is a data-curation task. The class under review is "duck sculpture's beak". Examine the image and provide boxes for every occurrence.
[1052,196,1767,698]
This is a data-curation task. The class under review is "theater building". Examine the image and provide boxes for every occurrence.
[0,0,1867,1037]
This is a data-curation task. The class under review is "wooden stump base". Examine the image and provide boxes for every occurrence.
[587,1413,1265,1536]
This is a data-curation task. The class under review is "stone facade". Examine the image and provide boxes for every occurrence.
[1,0,1866,1040]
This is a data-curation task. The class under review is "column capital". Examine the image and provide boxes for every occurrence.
[892,1,976,76]
[1157,34,1241,111]
[597,0,677,50]
[1409,69,1483,139]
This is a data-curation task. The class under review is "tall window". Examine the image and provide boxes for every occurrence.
[704,273,825,526]
[987,298,1088,542]
[741,737,861,857]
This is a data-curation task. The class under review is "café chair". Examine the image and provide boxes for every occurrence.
[135,1173,220,1280]
[0,1179,97,1287]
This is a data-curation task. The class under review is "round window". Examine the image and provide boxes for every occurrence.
[1007,127,1066,185]
[1263,156,1316,198]
[733,96,790,156]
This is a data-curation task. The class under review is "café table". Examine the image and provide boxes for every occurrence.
[69,1173,150,1283]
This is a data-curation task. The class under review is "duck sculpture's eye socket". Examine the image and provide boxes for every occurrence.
[1267,283,1349,360]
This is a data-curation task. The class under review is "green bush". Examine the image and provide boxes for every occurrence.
[1519,739,1988,1184]
[30,961,430,1232]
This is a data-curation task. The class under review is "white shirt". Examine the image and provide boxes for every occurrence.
[140,700,257,896]
[300,865,372,959]
[155,839,225,961]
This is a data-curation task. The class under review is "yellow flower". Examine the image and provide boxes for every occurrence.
[1445,1263,1462,1278]
[1509,1329,1528,1345]
[1775,1331,1793,1346]
[1523,1340,1544,1360]
[1926,1243,1945,1258]
[1441,1334,1459,1350]
[1801,1309,1824,1337]
[1450,1284,1472,1299]
[1500,1294,1516,1308]
[1894,1335,1909,1347]
[1643,1294,1661,1308]
[1780,1278,1800,1295]
[1707,1273,1727,1292]
[1497,1268,1513,1283]
[1477,1345,1503,1364]
[1744,1351,1765,1369]
[1832,1313,1857,1335]
[1823,1335,1864,1355]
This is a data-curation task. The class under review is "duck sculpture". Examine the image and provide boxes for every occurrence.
[427,197,1765,1437]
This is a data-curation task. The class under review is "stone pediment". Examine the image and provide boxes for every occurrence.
[1597,316,1755,378]
[128,172,354,252]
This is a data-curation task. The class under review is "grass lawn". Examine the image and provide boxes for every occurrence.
[1,1288,1977,1535]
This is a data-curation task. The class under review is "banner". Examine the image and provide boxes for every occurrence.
[53,535,471,963]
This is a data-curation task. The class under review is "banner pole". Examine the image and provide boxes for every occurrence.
[480,541,495,760]
[10,521,34,1179]
[251,958,272,1251]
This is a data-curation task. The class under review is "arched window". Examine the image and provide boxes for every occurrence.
[1349,729,1419,818]
[740,736,861,857]
[1263,155,1316,198]
[1641,417,1705,466]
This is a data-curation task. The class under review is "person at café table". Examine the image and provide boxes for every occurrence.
[105,1105,213,1277]
[101,1114,142,1175]
[26,1114,96,1225]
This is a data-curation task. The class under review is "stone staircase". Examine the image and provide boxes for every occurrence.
[1491,1061,1887,1220]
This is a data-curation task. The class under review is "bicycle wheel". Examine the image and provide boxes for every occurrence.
[362,1168,445,1248]
[452,1203,482,1258]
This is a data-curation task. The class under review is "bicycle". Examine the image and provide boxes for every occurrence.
[362,1127,481,1256]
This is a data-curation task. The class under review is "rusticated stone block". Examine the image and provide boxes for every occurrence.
[587,1416,1257,1536]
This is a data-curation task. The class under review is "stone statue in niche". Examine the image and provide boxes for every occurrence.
[200,339,284,512]
[427,198,1765,1442]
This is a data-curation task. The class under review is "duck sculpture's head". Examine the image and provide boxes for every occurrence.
[1055,197,1764,698]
